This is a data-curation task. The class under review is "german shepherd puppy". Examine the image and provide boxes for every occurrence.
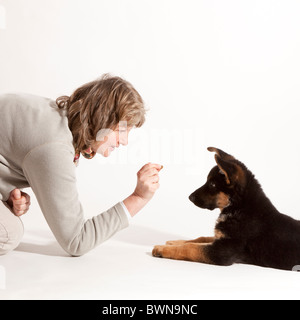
[152,147,300,271]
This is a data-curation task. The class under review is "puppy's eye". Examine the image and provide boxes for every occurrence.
[209,182,216,188]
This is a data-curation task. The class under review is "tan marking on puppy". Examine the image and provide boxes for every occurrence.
[235,165,247,187]
[217,214,227,223]
[214,156,231,185]
[166,237,215,245]
[186,236,215,244]
[216,192,231,211]
[166,240,187,245]
[152,243,213,263]
[214,229,225,240]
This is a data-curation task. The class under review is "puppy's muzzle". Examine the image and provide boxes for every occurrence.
[189,193,195,203]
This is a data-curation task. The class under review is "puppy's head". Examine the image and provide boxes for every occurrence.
[189,147,248,211]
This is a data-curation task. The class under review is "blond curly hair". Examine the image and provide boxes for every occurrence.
[56,74,146,153]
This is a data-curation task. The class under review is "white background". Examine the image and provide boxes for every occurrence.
[0,0,300,300]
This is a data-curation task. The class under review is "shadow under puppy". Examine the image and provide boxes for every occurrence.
[152,147,300,271]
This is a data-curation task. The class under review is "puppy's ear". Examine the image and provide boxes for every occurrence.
[214,156,236,185]
[208,147,245,186]
[207,147,235,161]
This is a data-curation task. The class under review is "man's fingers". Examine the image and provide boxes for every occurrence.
[149,174,160,184]
[138,163,163,174]
[13,196,27,205]
[139,164,163,177]
[9,189,31,216]
[13,192,30,205]
[15,203,28,211]
[12,188,22,200]
[137,163,151,173]
[14,209,28,217]
[22,192,31,203]
[14,209,24,216]
[143,168,161,177]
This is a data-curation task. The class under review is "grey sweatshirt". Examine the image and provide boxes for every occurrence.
[0,93,129,256]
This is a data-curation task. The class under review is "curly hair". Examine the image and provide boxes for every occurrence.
[56,74,146,153]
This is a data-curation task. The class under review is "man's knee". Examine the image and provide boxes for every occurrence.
[0,216,24,255]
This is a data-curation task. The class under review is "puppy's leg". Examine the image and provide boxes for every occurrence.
[187,236,215,243]
[166,237,214,245]
[152,243,212,263]
[165,240,187,245]
[153,239,241,266]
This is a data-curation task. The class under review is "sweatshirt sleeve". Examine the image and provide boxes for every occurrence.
[22,142,129,256]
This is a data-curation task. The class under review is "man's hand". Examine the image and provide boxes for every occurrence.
[123,163,163,217]
[134,163,162,201]
[7,189,31,216]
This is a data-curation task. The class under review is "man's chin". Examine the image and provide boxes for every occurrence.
[103,149,113,157]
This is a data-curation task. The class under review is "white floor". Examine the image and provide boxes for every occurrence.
[1,210,300,300]
[1,0,300,301]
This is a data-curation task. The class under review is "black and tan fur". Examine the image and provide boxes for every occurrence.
[152,147,300,271]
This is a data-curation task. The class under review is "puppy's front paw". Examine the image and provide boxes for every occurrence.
[166,240,186,245]
[152,245,163,257]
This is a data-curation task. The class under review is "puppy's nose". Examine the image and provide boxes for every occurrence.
[189,194,195,203]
